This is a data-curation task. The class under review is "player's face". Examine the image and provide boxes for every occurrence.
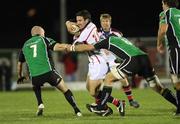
[162,1,168,11]
[100,18,111,32]
[76,16,88,30]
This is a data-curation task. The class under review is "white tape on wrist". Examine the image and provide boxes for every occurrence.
[70,45,75,51]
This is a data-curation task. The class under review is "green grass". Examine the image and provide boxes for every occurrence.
[0,88,179,124]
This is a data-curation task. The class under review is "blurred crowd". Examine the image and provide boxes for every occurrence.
[0,58,12,91]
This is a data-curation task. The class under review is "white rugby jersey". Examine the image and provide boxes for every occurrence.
[73,22,106,63]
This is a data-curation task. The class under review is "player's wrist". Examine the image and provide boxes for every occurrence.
[70,45,75,51]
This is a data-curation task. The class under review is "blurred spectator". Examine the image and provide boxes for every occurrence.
[0,58,12,91]
[62,53,78,82]
[134,38,147,52]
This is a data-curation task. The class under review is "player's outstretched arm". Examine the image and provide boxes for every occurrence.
[53,43,71,51]
[67,44,95,52]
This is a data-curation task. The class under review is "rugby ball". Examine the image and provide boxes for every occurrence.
[70,24,80,34]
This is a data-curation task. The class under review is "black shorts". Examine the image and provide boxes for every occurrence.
[168,48,180,75]
[32,70,62,87]
[117,55,155,78]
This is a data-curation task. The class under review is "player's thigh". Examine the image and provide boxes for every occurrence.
[86,75,101,93]
[104,72,116,84]
[47,71,62,86]
[87,79,103,96]
[46,71,68,93]
[32,72,51,86]
[88,62,108,80]
[56,79,68,93]
[32,76,45,87]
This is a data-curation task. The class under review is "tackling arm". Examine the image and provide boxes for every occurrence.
[53,43,70,51]
[67,44,95,52]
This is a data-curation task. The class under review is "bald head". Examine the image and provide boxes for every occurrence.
[31,26,45,37]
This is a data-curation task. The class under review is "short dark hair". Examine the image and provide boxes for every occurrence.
[162,0,179,8]
[76,10,91,21]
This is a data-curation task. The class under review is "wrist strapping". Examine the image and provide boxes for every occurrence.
[70,45,75,51]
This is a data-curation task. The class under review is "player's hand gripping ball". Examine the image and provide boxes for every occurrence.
[70,24,80,34]
[66,21,80,35]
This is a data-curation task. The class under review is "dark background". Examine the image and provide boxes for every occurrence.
[0,0,170,48]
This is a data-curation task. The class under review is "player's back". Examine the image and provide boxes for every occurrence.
[22,36,53,76]
[109,36,146,57]
[167,8,180,47]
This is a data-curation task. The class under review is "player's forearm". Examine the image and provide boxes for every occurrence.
[69,44,95,52]
[17,62,23,78]
[157,30,165,46]
[53,43,69,51]
[157,24,167,46]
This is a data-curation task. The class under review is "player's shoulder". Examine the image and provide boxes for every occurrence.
[111,28,120,32]
[81,22,97,34]
[86,22,97,29]
[24,36,38,45]
[159,11,166,20]
[170,7,180,14]
[159,11,164,15]
[44,37,53,41]
[111,28,123,37]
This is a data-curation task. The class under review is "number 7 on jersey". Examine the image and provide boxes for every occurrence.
[30,44,37,57]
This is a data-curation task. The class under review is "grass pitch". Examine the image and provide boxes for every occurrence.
[0,88,179,124]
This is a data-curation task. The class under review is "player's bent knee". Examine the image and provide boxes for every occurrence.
[56,79,69,93]
[110,66,125,80]
[146,75,162,88]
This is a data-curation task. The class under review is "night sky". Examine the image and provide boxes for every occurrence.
[0,0,168,48]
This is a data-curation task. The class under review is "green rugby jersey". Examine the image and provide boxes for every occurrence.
[159,11,166,24]
[22,35,56,77]
[159,8,180,48]
[94,36,146,60]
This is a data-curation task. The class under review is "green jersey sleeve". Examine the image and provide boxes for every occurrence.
[159,11,166,24]
[44,37,57,50]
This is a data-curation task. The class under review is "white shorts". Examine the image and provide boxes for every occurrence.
[88,62,108,80]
